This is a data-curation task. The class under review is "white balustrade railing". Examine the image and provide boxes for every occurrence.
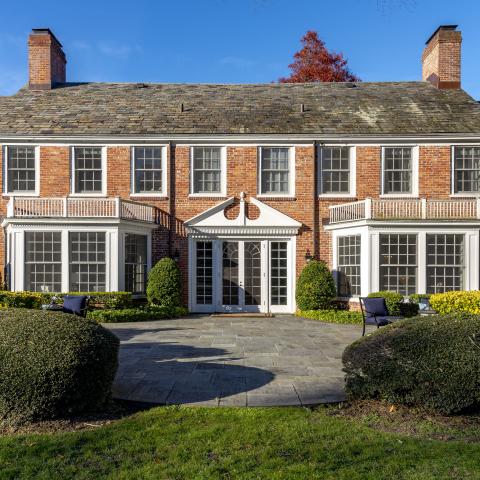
[7,197,156,223]
[329,198,480,224]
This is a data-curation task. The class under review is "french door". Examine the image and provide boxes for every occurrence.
[191,238,292,313]
[221,240,262,312]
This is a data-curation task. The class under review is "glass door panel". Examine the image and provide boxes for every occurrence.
[270,241,288,306]
[244,241,262,306]
[222,241,240,306]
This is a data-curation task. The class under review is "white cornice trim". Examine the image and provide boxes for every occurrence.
[324,219,480,230]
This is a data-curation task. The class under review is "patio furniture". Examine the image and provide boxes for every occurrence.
[359,297,404,336]
[417,296,437,316]
[62,295,89,317]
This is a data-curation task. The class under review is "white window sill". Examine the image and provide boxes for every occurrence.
[68,193,108,198]
[257,194,296,199]
[188,193,227,198]
[319,194,356,199]
[130,193,168,199]
[449,193,480,198]
[2,192,39,197]
[379,194,419,199]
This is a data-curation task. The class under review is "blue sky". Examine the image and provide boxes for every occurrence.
[0,0,478,98]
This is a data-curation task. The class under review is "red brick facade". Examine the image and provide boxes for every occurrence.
[0,142,458,296]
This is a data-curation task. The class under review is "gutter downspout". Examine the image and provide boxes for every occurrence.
[167,141,175,258]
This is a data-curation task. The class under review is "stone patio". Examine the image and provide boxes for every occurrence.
[107,315,369,407]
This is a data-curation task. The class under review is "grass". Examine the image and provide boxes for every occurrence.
[297,309,363,324]
[1,406,480,479]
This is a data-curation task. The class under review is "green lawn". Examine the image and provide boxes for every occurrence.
[1,406,480,480]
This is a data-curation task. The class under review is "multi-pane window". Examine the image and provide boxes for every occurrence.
[319,147,350,194]
[25,232,62,292]
[383,147,412,194]
[133,147,163,194]
[426,234,464,293]
[271,241,288,305]
[453,146,480,193]
[192,147,222,194]
[69,232,106,292]
[196,241,213,305]
[379,234,417,294]
[6,146,36,193]
[260,147,290,195]
[337,235,361,297]
[73,147,103,194]
[124,234,147,294]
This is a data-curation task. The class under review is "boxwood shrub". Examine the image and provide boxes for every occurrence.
[297,309,363,324]
[367,291,419,317]
[0,309,119,423]
[0,291,132,310]
[147,258,182,307]
[88,306,188,323]
[296,260,336,310]
[429,291,480,315]
[343,313,480,414]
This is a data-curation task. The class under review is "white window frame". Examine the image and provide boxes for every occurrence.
[450,145,480,197]
[335,234,361,297]
[3,145,40,197]
[380,146,419,198]
[257,146,296,198]
[189,146,227,197]
[70,146,107,197]
[130,145,167,197]
[318,145,356,198]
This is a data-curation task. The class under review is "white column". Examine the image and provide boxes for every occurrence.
[117,231,125,291]
[417,231,427,294]
[108,230,119,291]
[360,228,371,296]
[61,230,69,292]
[370,231,380,293]
[466,231,479,291]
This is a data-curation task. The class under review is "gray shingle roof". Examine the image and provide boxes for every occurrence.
[0,81,479,136]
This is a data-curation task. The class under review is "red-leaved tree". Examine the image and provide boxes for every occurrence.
[279,31,360,83]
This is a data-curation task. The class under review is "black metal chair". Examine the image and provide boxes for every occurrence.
[62,295,89,317]
[359,297,404,336]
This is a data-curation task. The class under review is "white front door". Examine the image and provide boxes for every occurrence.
[190,238,294,314]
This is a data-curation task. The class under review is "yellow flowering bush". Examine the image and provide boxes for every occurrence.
[429,290,480,315]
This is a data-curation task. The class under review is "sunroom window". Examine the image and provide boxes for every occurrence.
[426,234,464,293]
[379,233,417,294]
[453,146,480,194]
[124,234,147,294]
[337,235,361,297]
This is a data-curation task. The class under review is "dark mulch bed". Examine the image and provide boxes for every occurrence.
[325,399,480,442]
[0,400,152,436]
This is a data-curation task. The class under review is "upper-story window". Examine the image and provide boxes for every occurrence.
[5,146,38,195]
[72,147,105,195]
[191,147,226,195]
[259,147,293,196]
[382,147,416,195]
[318,147,354,195]
[453,146,480,194]
[132,147,166,196]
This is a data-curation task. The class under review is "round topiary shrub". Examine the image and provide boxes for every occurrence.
[296,260,336,310]
[147,257,182,307]
[0,309,119,423]
[343,314,480,414]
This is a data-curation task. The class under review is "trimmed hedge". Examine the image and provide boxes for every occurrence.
[367,291,419,317]
[296,260,336,310]
[147,258,182,307]
[429,291,480,315]
[0,309,119,423]
[88,306,188,323]
[343,314,480,414]
[297,309,363,325]
[0,291,132,310]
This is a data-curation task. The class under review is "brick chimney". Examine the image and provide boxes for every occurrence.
[422,25,461,89]
[28,28,66,90]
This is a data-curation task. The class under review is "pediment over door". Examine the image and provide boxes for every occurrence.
[184,193,302,237]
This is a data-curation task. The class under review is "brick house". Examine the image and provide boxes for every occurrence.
[0,25,479,313]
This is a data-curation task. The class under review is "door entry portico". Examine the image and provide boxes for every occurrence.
[185,194,301,314]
